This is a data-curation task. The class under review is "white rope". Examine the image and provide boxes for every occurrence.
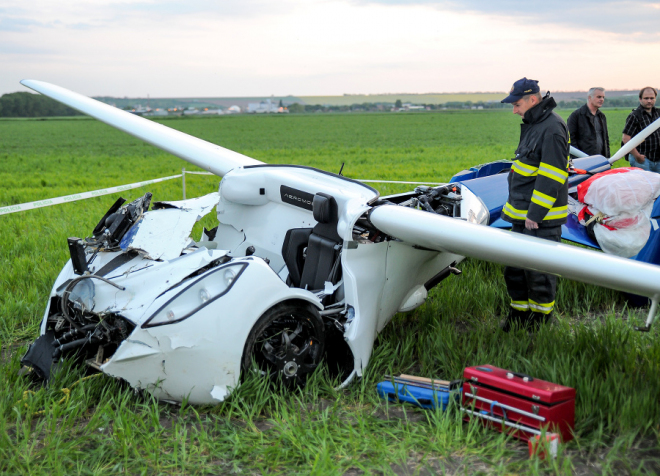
[0,174,182,216]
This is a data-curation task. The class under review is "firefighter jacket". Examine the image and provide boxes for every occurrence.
[502,95,570,227]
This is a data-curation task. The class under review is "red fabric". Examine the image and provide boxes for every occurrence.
[604,215,641,230]
[577,202,636,230]
[577,167,636,203]
[577,206,589,222]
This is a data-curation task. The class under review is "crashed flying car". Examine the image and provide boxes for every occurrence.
[18,80,660,405]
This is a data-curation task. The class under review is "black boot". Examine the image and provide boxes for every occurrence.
[528,311,552,331]
[499,308,531,333]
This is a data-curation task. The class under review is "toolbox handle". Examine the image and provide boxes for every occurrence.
[490,401,508,421]
[461,408,542,436]
[463,392,546,422]
[506,371,534,382]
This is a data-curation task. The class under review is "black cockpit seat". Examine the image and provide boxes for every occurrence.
[281,193,342,290]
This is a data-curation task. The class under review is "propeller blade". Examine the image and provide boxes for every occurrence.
[569,146,589,158]
[369,205,660,300]
[609,116,660,164]
[20,80,262,177]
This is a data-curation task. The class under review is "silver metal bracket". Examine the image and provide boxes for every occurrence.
[634,298,658,332]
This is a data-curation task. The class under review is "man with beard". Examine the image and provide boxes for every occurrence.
[622,87,660,172]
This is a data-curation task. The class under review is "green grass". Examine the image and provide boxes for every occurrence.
[1,109,658,475]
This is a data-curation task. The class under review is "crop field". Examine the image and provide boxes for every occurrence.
[1,109,659,475]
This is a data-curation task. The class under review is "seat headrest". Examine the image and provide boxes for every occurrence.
[312,193,337,224]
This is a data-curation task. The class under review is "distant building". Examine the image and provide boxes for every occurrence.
[183,107,199,116]
[129,105,152,116]
[145,109,168,117]
[247,99,288,113]
[393,104,424,112]
[227,105,241,114]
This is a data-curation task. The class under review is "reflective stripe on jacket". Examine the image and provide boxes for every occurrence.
[502,95,570,227]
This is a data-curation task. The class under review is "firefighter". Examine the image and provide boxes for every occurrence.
[499,78,570,331]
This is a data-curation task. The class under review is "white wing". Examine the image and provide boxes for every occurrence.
[569,146,588,158]
[370,205,660,301]
[20,80,262,176]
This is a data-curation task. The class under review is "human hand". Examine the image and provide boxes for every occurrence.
[525,218,539,230]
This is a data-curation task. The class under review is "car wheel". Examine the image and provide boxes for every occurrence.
[241,302,325,386]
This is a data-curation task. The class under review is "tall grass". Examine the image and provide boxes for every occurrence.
[1,109,657,474]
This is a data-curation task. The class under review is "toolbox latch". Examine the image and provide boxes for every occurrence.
[470,377,478,382]
[532,395,540,401]
[531,405,539,415]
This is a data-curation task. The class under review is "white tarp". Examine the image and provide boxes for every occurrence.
[577,169,660,257]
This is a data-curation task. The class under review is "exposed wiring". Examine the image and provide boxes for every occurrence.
[60,275,126,328]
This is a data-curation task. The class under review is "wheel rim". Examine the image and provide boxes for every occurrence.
[253,313,322,385]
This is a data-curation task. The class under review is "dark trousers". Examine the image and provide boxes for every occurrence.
[504,224,562,314]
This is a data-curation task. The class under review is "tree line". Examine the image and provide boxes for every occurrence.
[1,90,645,117]
[287,95,645,114]
[0,92,81,117]
[557,96,642,110]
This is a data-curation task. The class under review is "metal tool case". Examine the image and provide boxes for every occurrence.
[377,379,458,410]
[461,365,575,441]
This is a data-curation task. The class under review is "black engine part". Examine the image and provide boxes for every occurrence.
[92,193,152,247]
[21,331,58,380]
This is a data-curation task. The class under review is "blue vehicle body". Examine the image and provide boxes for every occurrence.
[450,156,660,269]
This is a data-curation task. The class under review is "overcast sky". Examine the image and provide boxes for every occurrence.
[2,0,659,97]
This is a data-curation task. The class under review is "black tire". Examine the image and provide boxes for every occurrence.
[241,301,325,387]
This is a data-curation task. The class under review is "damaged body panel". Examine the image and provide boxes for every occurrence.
[102,258,320,404]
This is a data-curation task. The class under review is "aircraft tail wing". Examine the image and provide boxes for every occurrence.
[369,204,660,301]
[20,80,262,177]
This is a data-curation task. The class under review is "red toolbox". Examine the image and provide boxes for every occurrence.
[461,365,575,442]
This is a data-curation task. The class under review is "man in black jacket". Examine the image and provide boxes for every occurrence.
[567,88,610,157]
[499,78,570,332]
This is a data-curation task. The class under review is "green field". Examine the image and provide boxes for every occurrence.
[1,109,659,475]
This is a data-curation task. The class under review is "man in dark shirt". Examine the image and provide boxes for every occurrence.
[622,87,660,173]
[567,87,610,157]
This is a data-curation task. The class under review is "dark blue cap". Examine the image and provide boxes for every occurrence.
[501,77,540,103]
